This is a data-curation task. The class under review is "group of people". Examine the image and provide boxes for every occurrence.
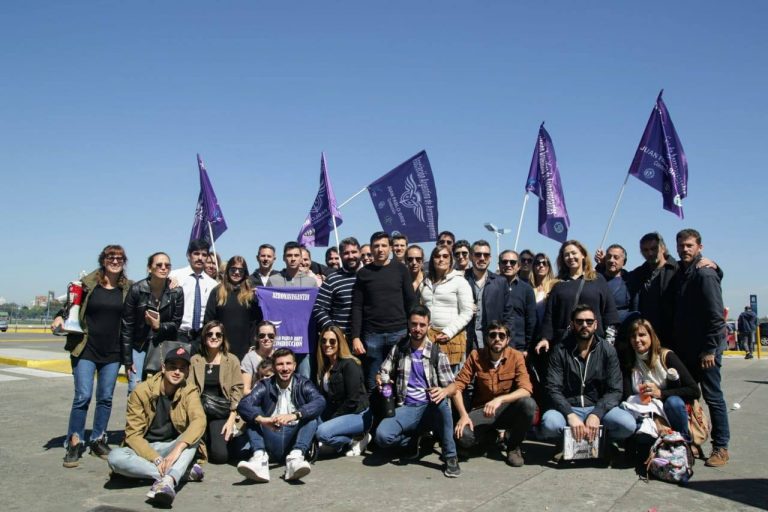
[52,226,732,505]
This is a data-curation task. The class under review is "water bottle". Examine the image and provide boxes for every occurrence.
[380,374,396,418]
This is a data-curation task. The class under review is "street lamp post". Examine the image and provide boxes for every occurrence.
[484,223,512,258]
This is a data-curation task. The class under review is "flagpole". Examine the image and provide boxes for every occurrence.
[207,221,218,263]
[598,173,631,251]
[513,193,529,251]
[338,186,369,209]
[331,214,341,254]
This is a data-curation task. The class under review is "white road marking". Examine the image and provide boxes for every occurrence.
[1,367,71,378]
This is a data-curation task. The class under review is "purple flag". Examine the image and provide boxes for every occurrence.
[628,90,688,218]
[525,123,570,242]
[297,152,343,247]
[190,154,227,244]
[256,287,319,354]
[368,150,439,242]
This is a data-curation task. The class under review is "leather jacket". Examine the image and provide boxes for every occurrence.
[120,278,184,366]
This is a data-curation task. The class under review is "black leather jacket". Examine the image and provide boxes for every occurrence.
[120,278,184,366]
[322,358,369,420]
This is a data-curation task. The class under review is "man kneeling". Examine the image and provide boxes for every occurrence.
[108,347,205,506]
[450,321,537,467]
[538,305,635,452]
[237,348,326,482]
[375,305,461,478]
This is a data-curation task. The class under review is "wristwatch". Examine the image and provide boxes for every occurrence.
[294,410,303,420]
[154,456,163,466]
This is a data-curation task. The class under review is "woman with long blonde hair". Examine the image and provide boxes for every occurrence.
[204,255,262,359]
[314,326,371,456]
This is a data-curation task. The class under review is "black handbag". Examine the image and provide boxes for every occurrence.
[200,392,231,419]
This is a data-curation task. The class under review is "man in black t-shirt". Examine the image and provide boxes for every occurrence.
[108,347,206,506]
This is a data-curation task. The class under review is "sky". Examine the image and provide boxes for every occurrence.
[1,1,766,316]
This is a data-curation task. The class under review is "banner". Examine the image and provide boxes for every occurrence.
[368,150,438,242]
[256,287,319,354]
[297,152,343,247]
[628,90,688,218]
[525,124,570,242]
[190,153,228,243]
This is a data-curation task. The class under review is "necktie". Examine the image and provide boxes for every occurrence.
[192,274,202,331]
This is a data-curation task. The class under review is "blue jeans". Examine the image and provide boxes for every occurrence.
[246,418,319,461]
[295,353,311,379]
[539,406,636,441]
[127,348,146,394]
[67,357,121,445]
[363,329,406,391]
[316,408,372,449]
[697,351,730,449]
[108,437,198,484]
[375,400,457,458]
[663,395,690,441]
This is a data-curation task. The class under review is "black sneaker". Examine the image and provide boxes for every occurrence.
[63,443,82,468]
[444,456,461,478]
[89,438,111,459]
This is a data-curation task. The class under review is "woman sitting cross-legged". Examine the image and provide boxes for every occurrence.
[314,326,372,456]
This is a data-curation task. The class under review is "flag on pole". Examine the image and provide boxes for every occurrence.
[525,123,570,242]
[297,152,343,247]
[628,90,688,218]
[368,150,439,242]
[190,153,227,243]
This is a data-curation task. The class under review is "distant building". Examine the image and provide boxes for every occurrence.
[34,295,48,307]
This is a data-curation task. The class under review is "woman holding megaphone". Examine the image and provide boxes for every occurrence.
[51,244,132,469]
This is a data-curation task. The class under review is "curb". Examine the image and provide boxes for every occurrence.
[0,355,129,383]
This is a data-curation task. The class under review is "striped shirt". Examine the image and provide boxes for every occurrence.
[312,268,356,336]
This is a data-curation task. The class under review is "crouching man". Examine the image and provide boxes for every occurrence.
[107,347,206,506]
[449,321,537,467]
[236,348,326,482]
[374,305,461,478]
[539,305,635,449]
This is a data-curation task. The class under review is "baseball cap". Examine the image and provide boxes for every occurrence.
[164,346,191,364]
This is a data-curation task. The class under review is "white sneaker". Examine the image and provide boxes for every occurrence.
[284,450,311,481]
[345,433,372,457]
[237,451,270,482]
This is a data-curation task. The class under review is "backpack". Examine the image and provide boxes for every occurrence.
[644,431,694,484]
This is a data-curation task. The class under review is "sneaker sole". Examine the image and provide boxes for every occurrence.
[237,465,270,483]
[444,470,461,478]
[62,460,79,468]
[152,491,174,506]
[285,466,310,481]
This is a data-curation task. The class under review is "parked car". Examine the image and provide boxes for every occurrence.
[760,322,768,347]
[0,316,8,332]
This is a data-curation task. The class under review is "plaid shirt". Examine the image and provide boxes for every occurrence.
[380,338,455,406]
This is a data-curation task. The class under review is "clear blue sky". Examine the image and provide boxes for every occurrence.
[2,1,766,315]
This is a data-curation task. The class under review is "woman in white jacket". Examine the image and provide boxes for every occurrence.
[419,246,474,373]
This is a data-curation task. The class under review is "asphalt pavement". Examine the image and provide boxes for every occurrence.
[0,333,766,511]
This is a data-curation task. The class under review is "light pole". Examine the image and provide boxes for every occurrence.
[484,222,512,258]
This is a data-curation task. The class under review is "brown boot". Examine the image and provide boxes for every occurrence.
[705,447,729,467]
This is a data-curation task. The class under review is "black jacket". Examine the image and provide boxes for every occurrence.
[203,284,262,360]
[545,334,623,420]
[671,256,725,366]
[320,358,369,420]
[464,270,514,347]
[237,373,326,423]
[504,278,537,351]
[120,278,184,366]
[625,256,679,345]
[540,275,619,343]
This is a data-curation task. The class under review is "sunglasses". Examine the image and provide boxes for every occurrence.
[454,250,469,257]
[105,256,124,263]
[228,267,245,274]
[500,259,518,267]
[488,331,508,340]
[438,239,453,246]
[206,331,223,339]
[573,319,596,326]
[321,338,338,346]
[258,332,276,339]
[534,260,549,267]
[154,262,171,269]
[520,258,533,264]
[434,253,451,260]
[473,252,491,259]
[361,253,373,258]
[406,256,423,263]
